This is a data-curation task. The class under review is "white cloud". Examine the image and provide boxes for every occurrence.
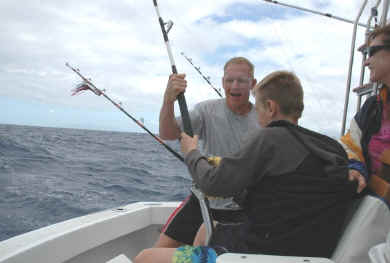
[0,0,384,134]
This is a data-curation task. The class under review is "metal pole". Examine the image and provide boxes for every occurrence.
[356,0,389,111]
[341,0,369,136]
[260,0,371,28]
[357,2,381,111]
[191,187,214,245]
[380,0,389,25]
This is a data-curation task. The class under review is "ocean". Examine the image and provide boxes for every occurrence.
[0,123,191,242]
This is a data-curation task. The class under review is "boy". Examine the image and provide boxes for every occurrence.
[135,71,357,263]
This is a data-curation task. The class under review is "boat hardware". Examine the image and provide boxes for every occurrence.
[260,0,372,29]
[355,1,380,112]
[341,0,370,136]
[113,207,128,212]
[191,187,215,246]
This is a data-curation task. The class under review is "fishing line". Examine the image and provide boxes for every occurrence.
[155,2,225,99]
[181,52,223,98]
[65,62,184,163]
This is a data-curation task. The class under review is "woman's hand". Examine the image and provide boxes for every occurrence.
[180,132,199,155]
[348,169,367,193]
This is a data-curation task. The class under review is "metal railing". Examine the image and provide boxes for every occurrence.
[340,0,389,136]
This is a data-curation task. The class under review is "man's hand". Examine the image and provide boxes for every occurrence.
[164,74,187,104]
[348,169,367,193]
[180,132,198,155]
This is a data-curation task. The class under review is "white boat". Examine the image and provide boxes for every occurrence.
[1,1,390,263]
[0,196,389,263]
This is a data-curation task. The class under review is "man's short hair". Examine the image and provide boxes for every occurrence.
[254,71,304,119]
[224,57,255,77]
[369,24,390,45]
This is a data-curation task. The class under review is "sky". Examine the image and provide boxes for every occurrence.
[1,0,387,137]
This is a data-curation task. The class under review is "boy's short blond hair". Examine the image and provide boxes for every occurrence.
[254,71,304,119]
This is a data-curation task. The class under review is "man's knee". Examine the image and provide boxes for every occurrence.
[133,249,149,263]
[154,233,184,248]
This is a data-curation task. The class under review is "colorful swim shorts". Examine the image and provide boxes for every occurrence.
[172,245,217,263]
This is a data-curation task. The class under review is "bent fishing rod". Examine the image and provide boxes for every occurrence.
[153,0,214,245]
[260,0,372,29]
[65,62,184,163]
[181,52,223,98]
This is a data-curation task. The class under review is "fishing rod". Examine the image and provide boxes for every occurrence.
[152,0,214,245]
[181,52,223,98]
[152,0,193,137]
[65,62,184,163]
[260,0,372,29]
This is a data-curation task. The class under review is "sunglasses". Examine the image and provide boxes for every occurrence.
[363,45,390,58]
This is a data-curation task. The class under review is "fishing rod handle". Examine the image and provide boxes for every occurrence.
[177,93,193,137]
[164,42,177,73]
[153,0,194,137]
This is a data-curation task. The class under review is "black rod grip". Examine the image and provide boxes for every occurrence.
[177,93,193,137]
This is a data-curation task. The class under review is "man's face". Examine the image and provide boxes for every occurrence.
[222,63,255,113]
[364,35,390,84]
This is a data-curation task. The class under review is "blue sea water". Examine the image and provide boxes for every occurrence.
[0,124,191,242]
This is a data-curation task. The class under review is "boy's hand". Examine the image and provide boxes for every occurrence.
[180,132,198,155]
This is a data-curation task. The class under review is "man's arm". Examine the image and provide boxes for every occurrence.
[159,100,181,140]
[159,74,186,140]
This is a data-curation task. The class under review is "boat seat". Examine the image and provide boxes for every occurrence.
[369,230,390,263]
[331,195,390,263]
[106,254,133,263]
[217,195,390,263]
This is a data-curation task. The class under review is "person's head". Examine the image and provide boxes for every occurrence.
[364,24,390,86]
[254,71,304,127]
[222,57,257,115]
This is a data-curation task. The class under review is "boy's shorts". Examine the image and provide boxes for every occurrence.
[172,246,217,263]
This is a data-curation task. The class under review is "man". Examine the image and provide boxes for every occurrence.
[156,57,260,248]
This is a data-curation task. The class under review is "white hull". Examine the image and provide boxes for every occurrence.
[0,196,389,263]
[0,201,334,263]
[0,202,177,263]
